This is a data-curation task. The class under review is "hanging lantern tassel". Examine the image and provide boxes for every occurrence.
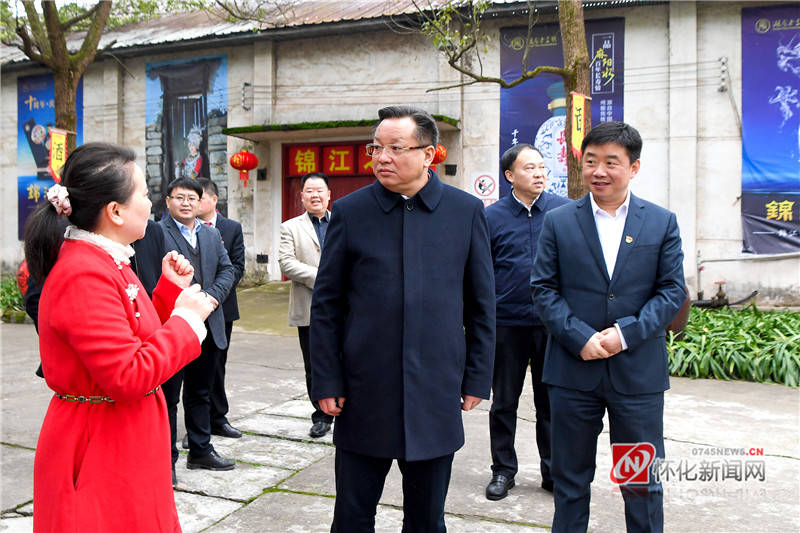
[230,149,259,187]
[430,144,447,173]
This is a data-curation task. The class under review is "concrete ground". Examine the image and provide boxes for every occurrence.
[1,284,799,532]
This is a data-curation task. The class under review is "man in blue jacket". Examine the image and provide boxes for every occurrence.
[484,144,570,500]
[532,122,684,533]
[310,106,495,533]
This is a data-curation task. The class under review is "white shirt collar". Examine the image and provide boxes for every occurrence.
[511,189,540,212]
[589,190,630,218]
[64,226,135,265]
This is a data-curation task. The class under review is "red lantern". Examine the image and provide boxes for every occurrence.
[432,144,447,165]
[230,149,258,187]
[429,144,447,173]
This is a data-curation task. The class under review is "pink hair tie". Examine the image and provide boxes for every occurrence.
[47,183,72,216]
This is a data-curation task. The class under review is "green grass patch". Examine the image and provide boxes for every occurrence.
[668,306,800,387]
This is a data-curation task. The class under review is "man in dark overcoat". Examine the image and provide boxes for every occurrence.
[310,105,496,533]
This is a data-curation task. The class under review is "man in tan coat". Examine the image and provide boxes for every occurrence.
[279,172,334,438]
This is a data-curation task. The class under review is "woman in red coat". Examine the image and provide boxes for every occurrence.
[26,143,216,532]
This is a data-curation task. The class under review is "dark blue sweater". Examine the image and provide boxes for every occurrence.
[486,190,571,326]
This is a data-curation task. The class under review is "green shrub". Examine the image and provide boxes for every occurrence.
[0,276,24,313]
[668,306,800,387]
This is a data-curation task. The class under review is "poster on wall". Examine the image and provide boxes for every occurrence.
[16,73,84,240]
[145,55,228,217]
[741,5,800,254]
[499,18,624,198]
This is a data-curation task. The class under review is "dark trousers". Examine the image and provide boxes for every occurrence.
[298,326,333,424]
[210,321,234,428]
[331,448,454,533]
[163,329,221,463]
[549,366,664,533]
[489,325,551,483]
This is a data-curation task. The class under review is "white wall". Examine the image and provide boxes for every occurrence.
[2,1,797,304]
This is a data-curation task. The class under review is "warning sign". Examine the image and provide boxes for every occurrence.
[472,172,499,207]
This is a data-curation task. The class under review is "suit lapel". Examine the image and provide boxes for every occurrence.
[574,196,610,283]
[164,220,192,258]
[299,213,320,249]
[610,194,646,287]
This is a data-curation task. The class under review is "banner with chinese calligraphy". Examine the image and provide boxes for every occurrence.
[499,18,624,198]
[322,145,355,176]
[49,128,68,183]
[17,176,58,241]
[17,73,84,239]
[570,92,588,160]
[741,5,800,253]
[282,142,375,221]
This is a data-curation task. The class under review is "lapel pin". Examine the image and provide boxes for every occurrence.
[625,235,633,244]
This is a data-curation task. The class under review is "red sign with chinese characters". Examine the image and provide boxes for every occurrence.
[322,145,354,175]
[288,146,318,176]
[357,144,374,176]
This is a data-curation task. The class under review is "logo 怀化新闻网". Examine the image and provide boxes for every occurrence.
[754,18,770,34]
[611,443,656,484]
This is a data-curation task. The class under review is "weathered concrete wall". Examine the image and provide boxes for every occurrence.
[2,1,797,304]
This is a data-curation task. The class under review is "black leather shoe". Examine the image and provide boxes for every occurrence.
[309,421,331,438]
[541,479,554,493]
[187,450,236,471]
[211,422,243,438]
[486,474,515,501]
[181,434,189,449]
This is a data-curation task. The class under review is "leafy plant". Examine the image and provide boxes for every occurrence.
[1,276,24,313]
[668,305,800,387]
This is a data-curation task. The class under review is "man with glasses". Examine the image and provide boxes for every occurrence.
[160,177,236,484]
[310,106,495,532]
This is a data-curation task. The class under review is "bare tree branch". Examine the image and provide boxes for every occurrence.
[60,2,101,32]
[42,0,68,71]
[20,1,52,59]
[73,1,112,75]
[14,23,49,66]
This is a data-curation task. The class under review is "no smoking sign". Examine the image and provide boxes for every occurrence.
[472,172,499,207]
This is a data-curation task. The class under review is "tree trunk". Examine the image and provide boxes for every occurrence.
[53,71,79,152]
[558,0,591,200]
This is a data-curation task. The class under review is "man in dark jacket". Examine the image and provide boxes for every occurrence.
[484,144,571,501]
[195,178,246,439]
[310,106,495,533]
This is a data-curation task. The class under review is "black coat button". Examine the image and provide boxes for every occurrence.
[406,202,414,211]
[609,293,615,300]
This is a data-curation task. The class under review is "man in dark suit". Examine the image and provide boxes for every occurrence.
[484,144,570,501]
[531,122,685,533]
[195,177,245,439]
[310,105,495,533]
[160,177,236,478]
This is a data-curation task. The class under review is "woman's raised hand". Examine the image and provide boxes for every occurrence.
[174,284,217,321]
[161,250,194,288]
